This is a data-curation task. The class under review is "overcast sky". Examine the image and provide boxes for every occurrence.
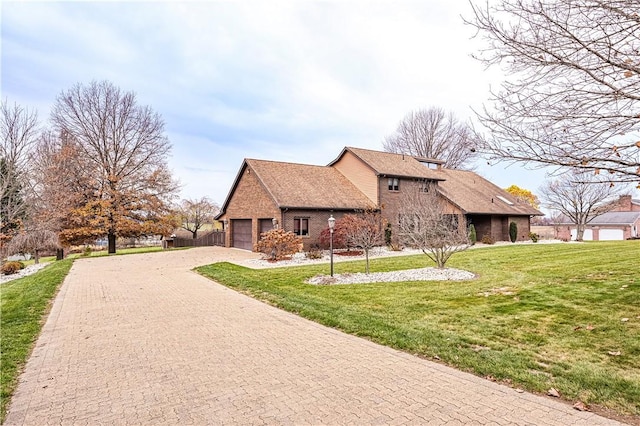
[5,0,624,209]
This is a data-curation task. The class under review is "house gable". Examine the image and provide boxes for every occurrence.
[330,149,379,204]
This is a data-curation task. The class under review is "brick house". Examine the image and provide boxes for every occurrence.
[216,147,542,250]
[555,195,640,241]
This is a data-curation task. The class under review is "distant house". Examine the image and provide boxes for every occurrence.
[555,195,640,241]
[215,147,542,250]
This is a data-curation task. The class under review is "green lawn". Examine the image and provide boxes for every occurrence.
[197,241,640,416]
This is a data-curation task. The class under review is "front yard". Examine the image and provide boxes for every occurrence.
[197,241,640,418]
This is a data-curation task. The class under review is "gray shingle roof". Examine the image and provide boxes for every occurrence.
[559,211,640,225]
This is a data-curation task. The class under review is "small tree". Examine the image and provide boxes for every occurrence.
[397,188,470,268]
[342,211,385,274]
[255,228,301,261]
[509,222,518,243]
[177,197,219,239]
[468,224,477,245]
[8,229,60,264]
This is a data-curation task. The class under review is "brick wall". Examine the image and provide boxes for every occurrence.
[219,164,280,249]
[282,209,353,250]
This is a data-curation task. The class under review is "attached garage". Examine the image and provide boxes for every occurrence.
[598,228,624,241]
[232,219,253,250]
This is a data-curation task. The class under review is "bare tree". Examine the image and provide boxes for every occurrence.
[50,81,178,253]
[466,1,640,183]
[540,172,621,241]
[8,229,60,264]
[1,100,39,262]
[397,188,470,268]
[383,107,479,169]
[177,197,219,239]
[343,210,385,274]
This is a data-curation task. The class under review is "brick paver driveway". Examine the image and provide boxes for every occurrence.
[5,247,624,425]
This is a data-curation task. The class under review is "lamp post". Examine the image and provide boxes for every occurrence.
[328,215,336,277]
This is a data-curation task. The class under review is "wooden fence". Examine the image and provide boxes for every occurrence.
[171,230,226,248]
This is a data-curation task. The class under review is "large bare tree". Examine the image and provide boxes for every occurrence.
[51,81,178,253]
[177,197,219,239]
[397,187,470,268]
[540,172,621,241]
[1,100,39,262]
[383,107,478,169]
[466,1,640,184]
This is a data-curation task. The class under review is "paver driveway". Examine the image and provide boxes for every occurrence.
[5,247,624,425]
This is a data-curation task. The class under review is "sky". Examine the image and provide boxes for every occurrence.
[3,1,632,209]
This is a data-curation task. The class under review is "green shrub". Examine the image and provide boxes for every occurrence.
[81,246,92,257]
[481,234,495,245]
[529,232,539,243]
[1,261,23,275]
[468,224,477,245]
[509,221,518,243]
[384,223,392,246]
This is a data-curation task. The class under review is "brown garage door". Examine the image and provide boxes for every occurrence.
[232,219,253,250]
[259,218,275,236]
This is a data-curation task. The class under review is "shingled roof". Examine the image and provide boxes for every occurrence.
[436,169,543,216]
[557,211,640,225]
[246,159,375,210]
[329,147,445,180]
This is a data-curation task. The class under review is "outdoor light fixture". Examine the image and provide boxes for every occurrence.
[328,215,336,277]
[272,217,278,229]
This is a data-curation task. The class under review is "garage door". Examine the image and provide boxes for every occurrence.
[599,228,624,241]
[232,219,253,250]
[571,228,593,241]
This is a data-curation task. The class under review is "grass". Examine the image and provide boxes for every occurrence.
[197,241,640,417]
[0,260,73,423]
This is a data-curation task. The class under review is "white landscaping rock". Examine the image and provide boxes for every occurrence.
[307,267,476,285]
[0,262,51,284]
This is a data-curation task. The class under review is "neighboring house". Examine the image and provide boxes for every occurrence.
[216,147,542,250]
[555,195,640,241]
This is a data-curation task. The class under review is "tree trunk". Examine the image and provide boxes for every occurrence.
[365,249,370,274]
[34,250,40,264]
[108,232,116,254]
[575,224,585,241]
[192,230,197,239]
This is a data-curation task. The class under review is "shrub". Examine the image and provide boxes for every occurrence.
[384,223,392,246]
[389,243,403,251]
[305,245,323,260]
[529,232,539,243]
[468,224,477,245]
[1,261,23,275]
[481,234,495,245]
[318,216,358,250]
[81,246,92,257]
[255,228,302,261]
[509,221,518,243]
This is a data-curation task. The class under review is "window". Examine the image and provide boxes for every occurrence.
[294,218,309,236]
[388,177,399,191]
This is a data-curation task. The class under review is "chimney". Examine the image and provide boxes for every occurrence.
[617,195,632,212]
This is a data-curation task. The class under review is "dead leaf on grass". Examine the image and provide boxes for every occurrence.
[586,324,594,331]
[621,318,629,322]
[573,401,589,411]
[472,344,491,352]
[547,388,560,398]
[608,351,621,356]
[515,388,524,393]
